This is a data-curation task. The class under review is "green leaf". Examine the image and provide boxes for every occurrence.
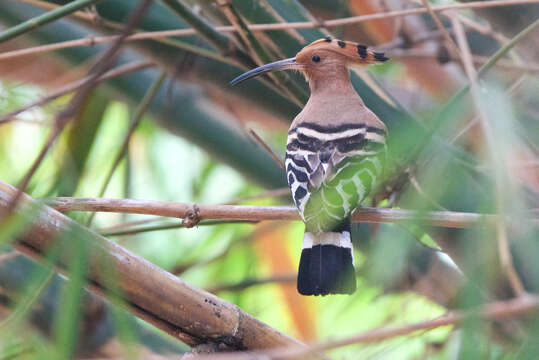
[52,91,109,197]
[418,233,441,251]
[53,227,88,358]
[0,202,43,246]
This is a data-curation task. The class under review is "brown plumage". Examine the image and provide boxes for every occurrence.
[291,38,387,132]
[231,38,389,296]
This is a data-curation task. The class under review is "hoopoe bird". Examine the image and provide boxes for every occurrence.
[231,37,388,296]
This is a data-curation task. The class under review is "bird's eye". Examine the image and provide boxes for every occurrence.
[312,55,321,63]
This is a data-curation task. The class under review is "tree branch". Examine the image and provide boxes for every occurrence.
[0,180,303,350]
[44,195,539,229]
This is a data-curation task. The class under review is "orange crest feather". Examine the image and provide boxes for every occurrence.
[298,37,389,64]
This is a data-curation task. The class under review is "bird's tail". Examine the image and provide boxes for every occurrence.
[297,226,356,296]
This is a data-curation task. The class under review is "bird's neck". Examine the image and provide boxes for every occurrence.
[307,67,361,102]
[303,67,365,116]
[290,68,369,130]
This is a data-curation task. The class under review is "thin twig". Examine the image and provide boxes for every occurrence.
[391,50,539,73]
[1,0,537,64]
[375,28,451,51]
[101,219,257,237]
[0,30,233,65]
[44,196,539,229]
[216,0,308,104]
[451,12,524,66]
[217,0,264,64]
[475,18,539,79]
[0,0,103,44]
[420,1,462,63]
[18,0,100,22]
[409,174,447,211]
[97,217,163,233]
[248,129,285,169]
[453,12,523,64]
[455,12,526,77]
[160,0,232,56]
[454,13,510,46]
[451,15,526,296]
[0,61,154,126]
[18,0,124,33]
[207,273,296,293]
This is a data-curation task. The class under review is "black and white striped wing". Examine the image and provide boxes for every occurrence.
[285,123,386,233]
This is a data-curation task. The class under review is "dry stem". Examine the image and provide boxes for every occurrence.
[248,129,285,169]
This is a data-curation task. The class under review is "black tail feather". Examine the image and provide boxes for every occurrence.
[297,247,313,295]
[297,243,356,296]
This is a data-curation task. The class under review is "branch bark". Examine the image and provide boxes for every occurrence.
[0,180,302,350]
[45,196,539,229]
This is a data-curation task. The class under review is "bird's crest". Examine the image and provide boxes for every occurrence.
[298,37,389,64]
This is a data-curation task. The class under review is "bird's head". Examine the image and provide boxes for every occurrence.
[230,37,388,86]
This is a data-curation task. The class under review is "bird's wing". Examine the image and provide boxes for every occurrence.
[285,122,386,233]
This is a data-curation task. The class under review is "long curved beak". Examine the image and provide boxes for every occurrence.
[230,57,299,86]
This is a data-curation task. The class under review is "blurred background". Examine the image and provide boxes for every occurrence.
[0,0,538,358]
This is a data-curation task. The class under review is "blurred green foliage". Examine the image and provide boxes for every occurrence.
[0,0,538,359]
